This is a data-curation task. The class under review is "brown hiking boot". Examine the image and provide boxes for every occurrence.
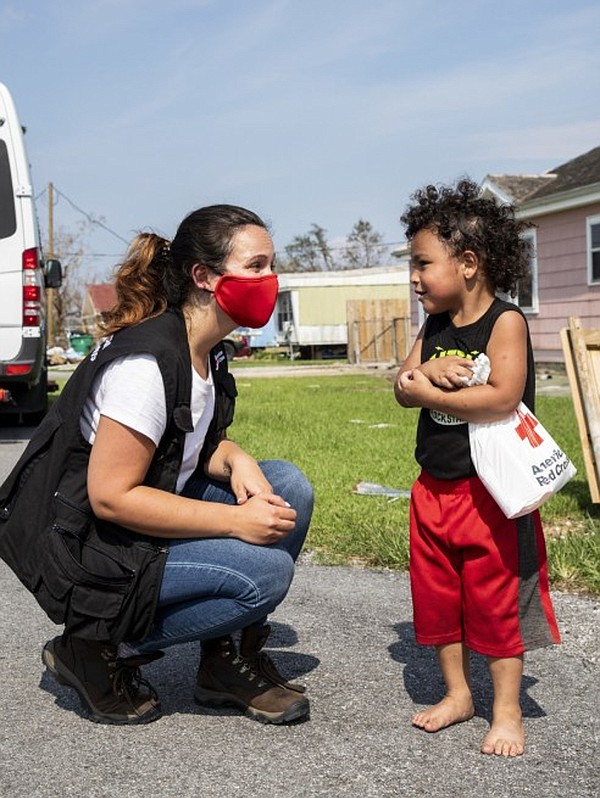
[42,635,163,725]
[194,636,309,724]
[240,623,306,693]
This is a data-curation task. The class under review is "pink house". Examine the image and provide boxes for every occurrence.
[402,146,600,363]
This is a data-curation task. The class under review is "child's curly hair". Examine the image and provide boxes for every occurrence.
[400,178,533,296]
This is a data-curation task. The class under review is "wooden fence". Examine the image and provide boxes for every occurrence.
[561,316,600,503]
[346,299,410,365]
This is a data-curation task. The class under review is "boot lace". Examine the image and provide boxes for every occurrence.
[230,653,269,688]
[248,651,306,693]
[105,651,162,707]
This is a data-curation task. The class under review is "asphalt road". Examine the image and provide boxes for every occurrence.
[0,427,598,798]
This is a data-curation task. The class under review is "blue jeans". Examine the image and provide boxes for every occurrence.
[136,461,313,651]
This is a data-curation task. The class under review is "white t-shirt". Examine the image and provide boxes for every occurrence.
[80,354,215,493]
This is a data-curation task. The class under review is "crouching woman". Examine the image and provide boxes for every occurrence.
[0,205,313,726]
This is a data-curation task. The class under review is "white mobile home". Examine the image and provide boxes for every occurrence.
[275,266,409,361]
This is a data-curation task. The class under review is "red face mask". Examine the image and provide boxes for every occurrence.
[212,273,279,328]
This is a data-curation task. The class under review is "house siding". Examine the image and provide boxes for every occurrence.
[526,203,600,361]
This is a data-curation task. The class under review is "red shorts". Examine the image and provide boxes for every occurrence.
[409,470,560,658]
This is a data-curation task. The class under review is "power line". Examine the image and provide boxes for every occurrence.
[36,185,129,244]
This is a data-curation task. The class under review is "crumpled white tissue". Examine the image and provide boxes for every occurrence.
[460,352,491,386]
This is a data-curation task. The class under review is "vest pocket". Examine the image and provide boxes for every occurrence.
[44,526,134,621]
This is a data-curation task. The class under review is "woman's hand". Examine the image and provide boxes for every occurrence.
[226,449,273,504]
[206,439,297,544]
[226,451,298,543]
[230,492,296,545]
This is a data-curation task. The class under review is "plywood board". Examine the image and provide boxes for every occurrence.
[560,317,600,503]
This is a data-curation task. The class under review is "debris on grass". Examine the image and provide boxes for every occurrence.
[353,481,411,501]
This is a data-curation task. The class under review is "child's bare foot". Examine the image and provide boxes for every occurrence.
[412,694,474,732]
[481,710,524,757]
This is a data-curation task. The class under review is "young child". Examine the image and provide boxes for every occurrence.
[394,179,560,757]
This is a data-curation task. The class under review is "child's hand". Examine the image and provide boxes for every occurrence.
[395,368,438,408]
[419,357,474,390]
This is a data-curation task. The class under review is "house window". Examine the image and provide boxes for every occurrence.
[587,215,600,284]
[515,229,538,312]
[276,291,293,334]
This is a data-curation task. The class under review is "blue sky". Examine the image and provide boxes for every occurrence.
[1,0,599,275]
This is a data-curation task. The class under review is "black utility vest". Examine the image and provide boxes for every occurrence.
[0,310,236,642]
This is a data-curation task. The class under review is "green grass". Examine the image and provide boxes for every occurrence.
[229,375,600,594]
[50,369,599,593]
[546,518,600,594]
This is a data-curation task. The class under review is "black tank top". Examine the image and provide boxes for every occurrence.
[415,298,535,480]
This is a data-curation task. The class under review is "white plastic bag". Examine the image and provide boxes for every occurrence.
[469,402,577,518]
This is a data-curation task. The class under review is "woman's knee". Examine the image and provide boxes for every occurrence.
[260,460,314,513]
[258,461,313,560]
[251,547,295,610]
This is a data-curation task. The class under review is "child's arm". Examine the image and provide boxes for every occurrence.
[395,326,476,406]
[395,311,528,423]
[394,328,423,407]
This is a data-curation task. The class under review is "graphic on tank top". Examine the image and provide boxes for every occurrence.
[427,344,481,426]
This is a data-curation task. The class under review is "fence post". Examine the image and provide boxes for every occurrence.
[391,318,398,364]
[403,315,411,361]
[353,320,360,364]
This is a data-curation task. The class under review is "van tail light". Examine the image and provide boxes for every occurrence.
[23,285,40,301]
[6,364,31,376]
[22,247,41,327]
[23,248,39,270]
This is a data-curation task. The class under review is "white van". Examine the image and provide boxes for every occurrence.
[0,82,61,423]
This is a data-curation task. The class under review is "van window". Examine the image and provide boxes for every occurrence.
[0,140,17,239]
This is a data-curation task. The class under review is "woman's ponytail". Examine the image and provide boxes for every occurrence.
[99,233,172,335]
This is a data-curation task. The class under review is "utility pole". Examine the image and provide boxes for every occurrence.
[47,181,55,347]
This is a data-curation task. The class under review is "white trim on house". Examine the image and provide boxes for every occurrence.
[480,178,521,205]
[482,177,600,219]
[517,228,539,313]
[517,183,600,219]
[587,213,600,285]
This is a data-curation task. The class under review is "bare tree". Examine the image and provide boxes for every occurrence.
[283,234,320,272]
[282,224,336,272]
[309,224,335,270]
[282,220,388,273]
[343,219,387,269]
[43,220,95,346]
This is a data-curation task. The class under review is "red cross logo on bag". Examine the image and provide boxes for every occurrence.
[515,409,544,448]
